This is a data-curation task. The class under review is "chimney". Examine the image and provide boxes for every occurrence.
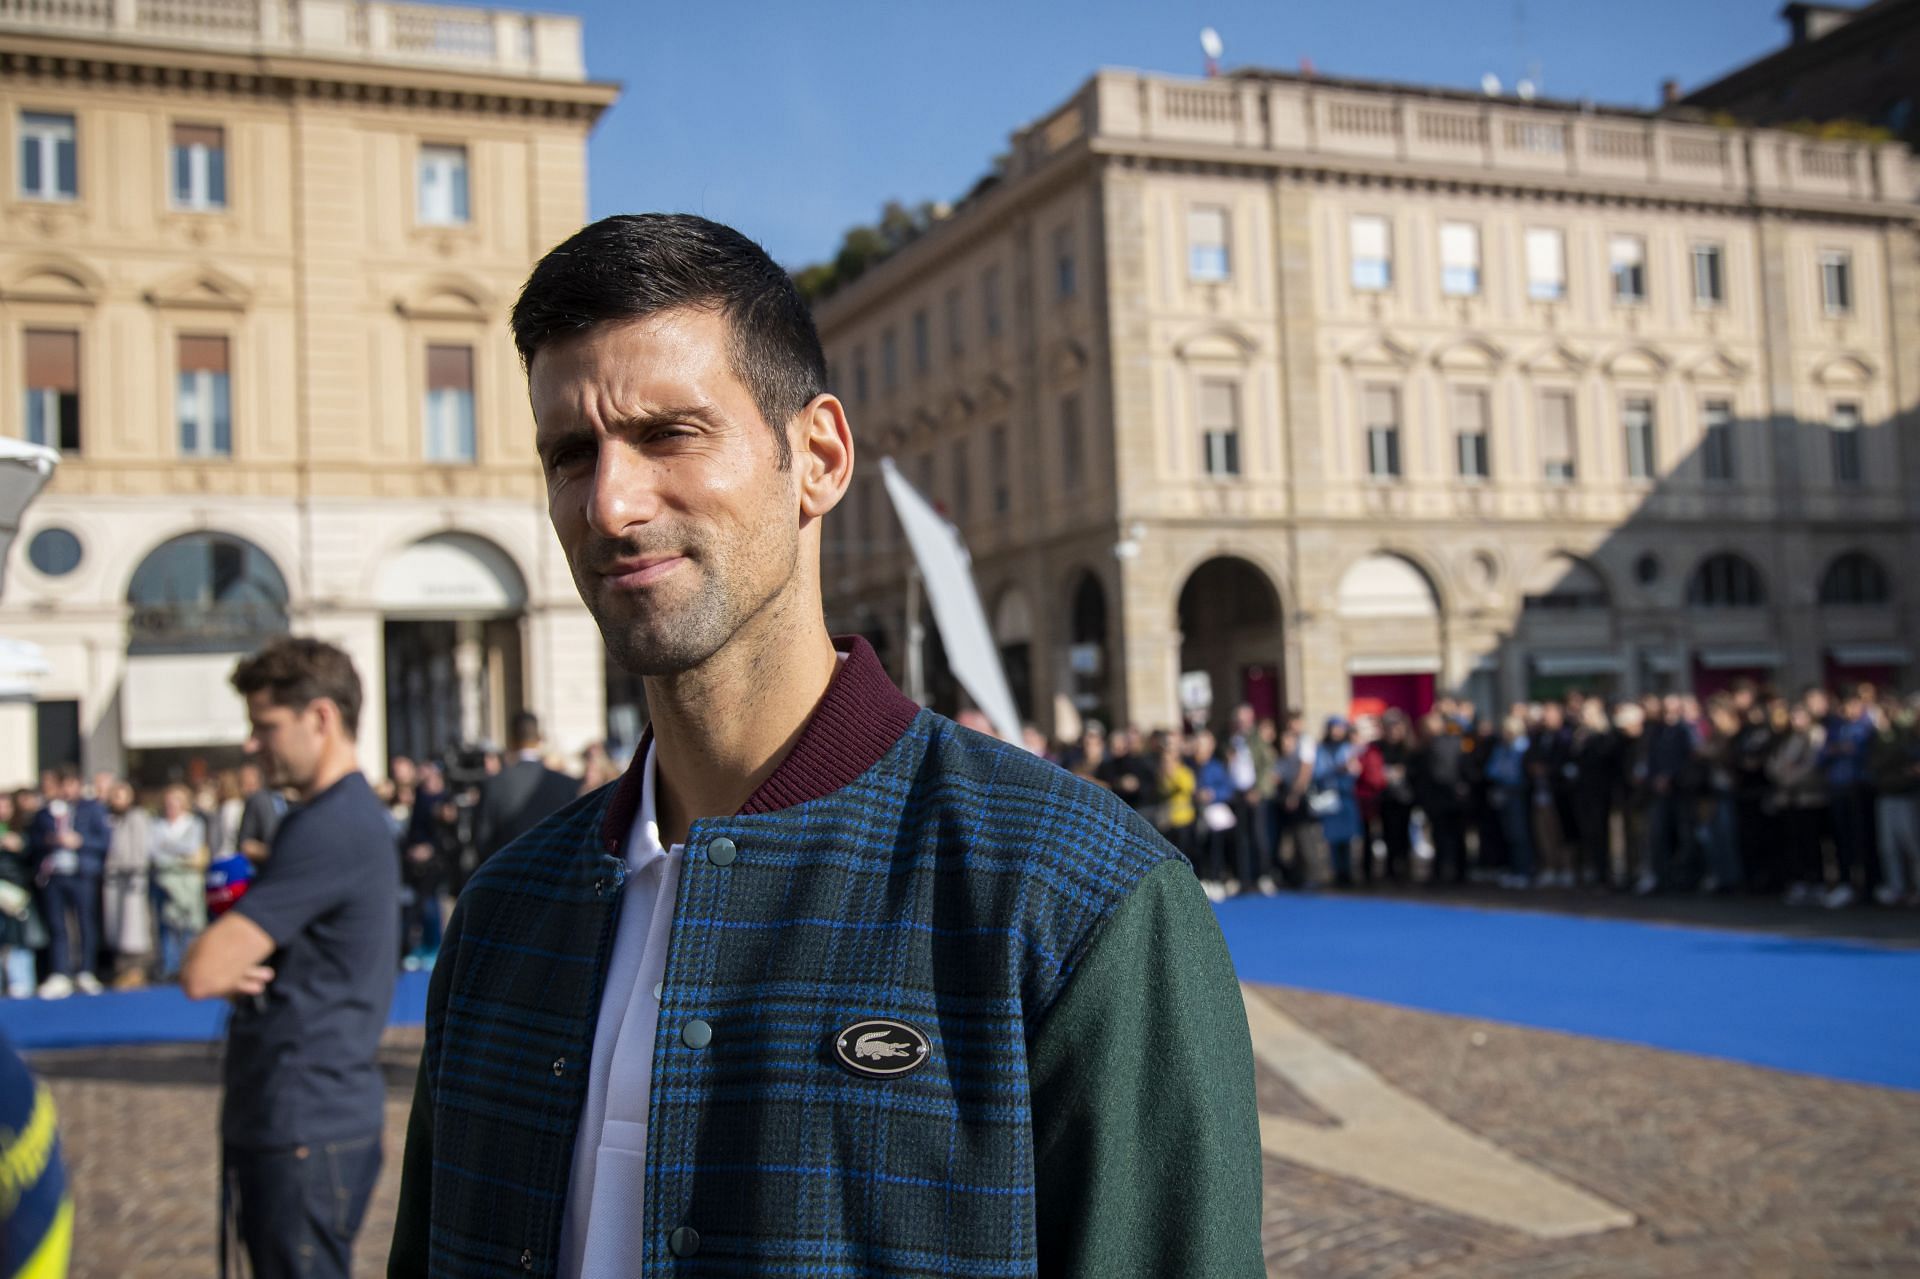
[1782,2,1859,46]
[1661,78,1681,106]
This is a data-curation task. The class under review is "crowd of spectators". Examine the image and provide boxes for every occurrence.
[1045,682,1920,910]
[0,722,614,999]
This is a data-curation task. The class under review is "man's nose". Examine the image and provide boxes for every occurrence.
[585,443,662,540]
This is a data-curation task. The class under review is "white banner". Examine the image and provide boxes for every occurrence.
[879,458,1022,743]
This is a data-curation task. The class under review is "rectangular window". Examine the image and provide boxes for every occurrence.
[989,424,1010,513]
[423,344,476,463]
[912,309,930,377]
[951,438,971,522]
[1525,227,1566,301]
[1622,397,1657,480]
[19,111,77,201]
[1060,395,1083,492]
[1054,227,1076,299]
[1350,215,1391,292]
[1610,235,1647,304]
[22,330,81,453]
[982,266,1003,339]
[1820,251,1853,315]
[1452,387,1489,479]
[1541,390,1577,482]
[1188,205,1230,282]
[171,122,226,211]
[945,287,964,356]
[1692,243,1724,307]
[176,335,232,459]
[881,328,898,392]
[417,144,469,225]
[853,348,868,404]
[1199,379,1241,478]
[1831,401,1862,486]
[1439,222,1480,297]
[1363,385,1401,479]
[1701,400,1736,482]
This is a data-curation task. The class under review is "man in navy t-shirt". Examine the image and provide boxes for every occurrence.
[183,637,399,1279]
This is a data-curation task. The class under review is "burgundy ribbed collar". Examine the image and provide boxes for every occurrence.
[595,634,921,854]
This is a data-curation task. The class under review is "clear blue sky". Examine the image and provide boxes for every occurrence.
[538,0,1790,269]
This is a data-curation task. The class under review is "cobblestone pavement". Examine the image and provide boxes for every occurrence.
[36,984,1920,1277]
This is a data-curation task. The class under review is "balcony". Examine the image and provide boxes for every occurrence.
[0,0,587,80]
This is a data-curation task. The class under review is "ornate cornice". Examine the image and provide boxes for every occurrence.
[0,32,618,124]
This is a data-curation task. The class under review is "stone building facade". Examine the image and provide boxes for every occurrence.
[0,0,616,783]
[815,69,1920,736]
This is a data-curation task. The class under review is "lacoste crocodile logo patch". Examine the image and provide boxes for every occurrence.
[831,1018,931,1079]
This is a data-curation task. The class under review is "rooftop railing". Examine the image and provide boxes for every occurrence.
[1015,71,1912,206]
[0,0,586,79]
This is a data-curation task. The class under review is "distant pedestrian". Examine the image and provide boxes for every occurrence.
[100,782,153,990]
[181,637,399,1279]
[473,711,580,867]
[28,767,110,999]
[148,785,208,982]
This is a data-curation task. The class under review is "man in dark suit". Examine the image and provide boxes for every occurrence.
[473,712,580,867]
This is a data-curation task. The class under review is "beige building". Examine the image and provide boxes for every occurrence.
[0,0,617,783]
[816,68,1920,736]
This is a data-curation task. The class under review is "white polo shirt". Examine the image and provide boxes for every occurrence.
[558,742,684,1279]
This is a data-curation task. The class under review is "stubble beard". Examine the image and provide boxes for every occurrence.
[586,524,801,680]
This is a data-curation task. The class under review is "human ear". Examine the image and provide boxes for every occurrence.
[794,394,854,520]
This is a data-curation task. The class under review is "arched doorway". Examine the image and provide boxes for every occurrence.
[1176,557,1285,731]
[1518,554,1618,700]
[1336,553,1442,719]
[122,531,290,783]
[375,532,527,765]
[1064,570,1111,728]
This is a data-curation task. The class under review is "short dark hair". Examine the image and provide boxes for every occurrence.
[231,637,363,740]
[511,213,826,469]
[509,710,542,750]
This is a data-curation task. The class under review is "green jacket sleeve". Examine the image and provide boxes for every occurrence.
[388,900,462,1277]
[1030,857,1266,1278]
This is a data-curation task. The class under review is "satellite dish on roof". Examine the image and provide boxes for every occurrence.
[1200,27,1224,60]
[1516,78,1538,100]
[1480,72,1503,96]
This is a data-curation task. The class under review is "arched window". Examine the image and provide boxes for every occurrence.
[1818,551,1891,606]
[1521,555,1610,613]
[1685,553,1767,609]
[128,532,288,654]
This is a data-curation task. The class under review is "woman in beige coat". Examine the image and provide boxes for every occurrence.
[101,781,153,989]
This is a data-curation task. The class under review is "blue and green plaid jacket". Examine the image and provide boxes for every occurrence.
[391,639,1264,1277]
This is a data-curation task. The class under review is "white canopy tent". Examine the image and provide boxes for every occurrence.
[0,440,60,699]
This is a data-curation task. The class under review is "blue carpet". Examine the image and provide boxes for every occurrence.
[5,904,1915,1093]
[1214,894,1920,1092]
[0,970,432,1053]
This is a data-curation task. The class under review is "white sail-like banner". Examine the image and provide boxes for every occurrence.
[878,457,1021,743]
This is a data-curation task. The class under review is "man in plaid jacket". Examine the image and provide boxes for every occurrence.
[389,214,1264,1278]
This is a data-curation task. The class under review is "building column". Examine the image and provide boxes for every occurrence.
[454,618,485,745]
[525,604,605,759]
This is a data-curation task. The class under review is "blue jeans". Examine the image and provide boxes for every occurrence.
[43,875,99,979]
[222,1134,381,1279]
[1702,796,1742,889]
[150,885,189,980]
[1500,791,1535,878]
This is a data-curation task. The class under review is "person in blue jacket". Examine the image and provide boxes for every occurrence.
[27,768,110,999]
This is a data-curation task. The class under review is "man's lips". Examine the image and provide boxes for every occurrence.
[599,556,687,589]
